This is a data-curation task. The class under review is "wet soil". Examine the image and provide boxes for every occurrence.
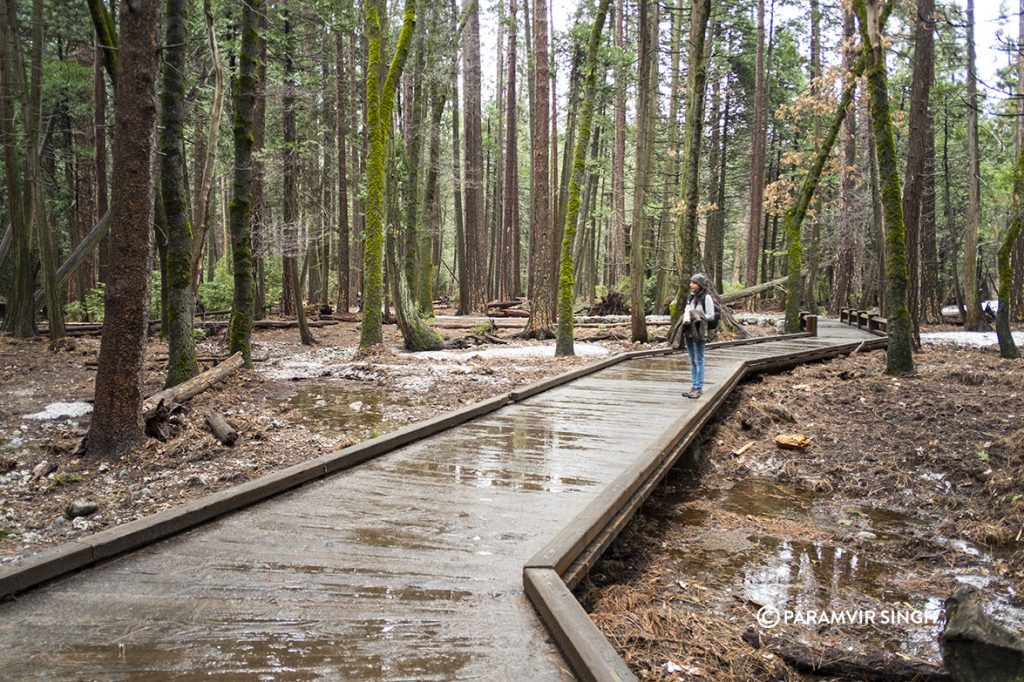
[1,314,654,565]
[583,341,1024,680]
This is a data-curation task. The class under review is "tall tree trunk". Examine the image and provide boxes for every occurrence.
[161,0,198,386]
[804,0,822,312]
[997,135,1024,357]
[282,7,313,345]
[252,6,267,321]
[462,0,485,313]
[630,0,657,343]
[963,0,985,330]
[673,0,713,314]
[499,0,520,303]
[228,0,260,366]
[744,0,767,288]
[94,38,110,286]
[1014,0,1024,319]
[783,41,868,332]
[451,33,468,315]
[609,0,626,288]
[403,16,428,300]
[86,0,161,459]
[190,0,226,297]
[487,0,505,302]
[336,31,350,314]
[902,0,934,342]
[29,0,64,339]
[524,0,554,338]
[359,0,416,349]
[556,0,611,356]
[659,4,683,310]
[854,0,914,375]
[0,0,32,337]
[831,5,859,314]
[703,73,721,288]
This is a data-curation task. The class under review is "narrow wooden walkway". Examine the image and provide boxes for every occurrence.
[0,320,880,680]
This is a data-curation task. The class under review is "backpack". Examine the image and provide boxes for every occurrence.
[704,292,721,331]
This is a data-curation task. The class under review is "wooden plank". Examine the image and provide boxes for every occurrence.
[524,568,637,682]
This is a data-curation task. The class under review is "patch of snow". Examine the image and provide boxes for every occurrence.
[411,342,613,361]
[23,401,93,421]
[259,346,356,380]
[920,331,1024,348]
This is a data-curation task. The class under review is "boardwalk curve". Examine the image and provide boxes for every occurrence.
[0,318,883,680]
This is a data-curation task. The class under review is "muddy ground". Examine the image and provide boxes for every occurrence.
[0,313,668,565]
[582,342,1024,680]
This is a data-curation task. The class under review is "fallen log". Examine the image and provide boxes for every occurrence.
[195,319,339,330]
[142,352,244,418]
[720,274,796,303]
[204,411,238,446]
[742,628,950,681]
[486,299,526,310]
[488,308,531,318]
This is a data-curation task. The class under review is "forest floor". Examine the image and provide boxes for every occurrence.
[0,311,677,565]
[581,337,1024,680]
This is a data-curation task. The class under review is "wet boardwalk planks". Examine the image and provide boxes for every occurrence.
[0,320,880,680]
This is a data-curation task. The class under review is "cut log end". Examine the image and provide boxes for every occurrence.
[204,411,239,446]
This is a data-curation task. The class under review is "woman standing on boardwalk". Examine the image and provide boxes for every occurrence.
[683,273,716,399]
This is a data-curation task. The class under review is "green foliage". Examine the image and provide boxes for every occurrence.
[64,301,85,323]
[65,284,108,323]
[0,528,17,540]
[199,258,235,311]
[52,473,84,485]
[472,320,496,334]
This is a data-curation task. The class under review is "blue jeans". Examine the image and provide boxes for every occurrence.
[686,336,705,390]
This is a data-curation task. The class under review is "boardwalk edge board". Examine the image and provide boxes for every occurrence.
[0,340,684,600]
[523,322,887,682]
[524,567,635,682]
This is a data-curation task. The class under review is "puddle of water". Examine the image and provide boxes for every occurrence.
[718,478,816,517]
[279,384,412,437]
[651,475,1024,664]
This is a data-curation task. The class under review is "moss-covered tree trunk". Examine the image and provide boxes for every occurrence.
[359,0,416,349]
[387,227,441,351]
[555,0,610,357]
[160,0,199,386]
[997,135,1024,358]
[783,50,869,332]
[228,0,261,366]
[854,0,914,375]
[672,0,712,316]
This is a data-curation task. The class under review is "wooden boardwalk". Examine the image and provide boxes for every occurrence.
[0,319,880,680]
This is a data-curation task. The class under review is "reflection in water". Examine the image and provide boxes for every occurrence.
[281,384,411,436]
[655,476,1022,662]
[63,628,474,680]
[385,412,602,494]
